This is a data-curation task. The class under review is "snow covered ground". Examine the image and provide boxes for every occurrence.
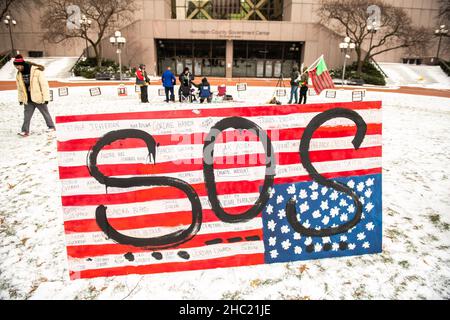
[0,85,449,299]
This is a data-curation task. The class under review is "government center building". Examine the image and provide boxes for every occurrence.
[0,0,445,78]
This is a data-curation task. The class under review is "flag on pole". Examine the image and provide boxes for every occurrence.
[308,55,335,95]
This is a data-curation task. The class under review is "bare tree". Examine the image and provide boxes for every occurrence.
[1,0,41,21]
[318,0,430,76]
[438,0,450,22]
[41,0,136,67]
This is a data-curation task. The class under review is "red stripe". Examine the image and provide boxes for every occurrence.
[66,229,263,259]
[70,253,264,279]
[55,101,381,124]
[58,146,382,179]
[57,124,382,152]
[64,206,257,233]
[60,168,381,206]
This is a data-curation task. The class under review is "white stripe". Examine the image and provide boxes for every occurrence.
[57,135,382,168]
[56,109,381,141]
[68,241,264,273]
[65,218,262,246]
[59,157,381,196]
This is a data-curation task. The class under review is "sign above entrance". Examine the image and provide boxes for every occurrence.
[190,29,270,39]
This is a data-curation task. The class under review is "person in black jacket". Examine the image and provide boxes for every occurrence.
[299,81,308,104]
[288,65,300,104]
[135,64,150,103]
[178,67,194,102]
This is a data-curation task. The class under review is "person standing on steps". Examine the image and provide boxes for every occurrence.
[14,54,55,137]
[161,66,176,102]
[136,64,150,103]
[288,65,300,104]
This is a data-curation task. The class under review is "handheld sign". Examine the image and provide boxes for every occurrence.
[89,87,102,96]
[158,88,166,96]
[275,89,286,97]
[325,90,336,98]
[352,90,364,102]
[236,83,247,92]
[118,85,128,97]
[58,87,69,97]
[135,85,141,93]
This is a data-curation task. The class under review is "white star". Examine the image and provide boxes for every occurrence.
[310,191,318,201]
[270,249,279,259]
[293,232,301,240]
[362,241,370,249]
[330,206,340,218]
[347,180,355,189]
[294,246,302,254]
[299,189,308,199]
[266,204,274,215]
[320,200,329,211]
[276,195,284,204]
[347,204,355,213]
[309,182,319,190]
[267,220,276,232]
[268,187,276,199]
[281,239,291,250]
[357,232,366,241]
[312,210,321,219]
[268,237,277,246]
[304,237,312,245]
[366,178,374,187]
[332,242,339,251]
[360,197,365,205]
[321,215,330,225]
[299,201,309,213]
[339,199,348,207]
[364,188,373,198]
[366,222,375,231]
[321,186,328,196]
[287,184,296,195]
[322,237,331,243]
[314,243,322,252]
[277,209,286,220]
[365,202,374,213]
[348,243,356,250]
[340,235,348,242]
[340,213,348,222]
[281,225,290,234]
[302,219,311,229]
[330,190,339,201]
[356,182,365,192]
[347,226,356,233]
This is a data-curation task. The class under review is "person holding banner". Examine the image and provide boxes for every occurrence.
[135,64,150,103]
[161,66,176,102]
[288,65,300,104]
[299,81,308,104]
[13,54,55,137]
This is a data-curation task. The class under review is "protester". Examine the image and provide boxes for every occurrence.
[288,65,300,104]
[178,67,194,102]
[14,54,55,137]
[198,77,212,103]
[299,81,308,104]
[161,66,176,102]
[136,64,150,103]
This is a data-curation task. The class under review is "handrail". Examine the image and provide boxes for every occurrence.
[370,58,388,78]
[69,51,86,74]
[0,53,11,69]
[438,58,450,76]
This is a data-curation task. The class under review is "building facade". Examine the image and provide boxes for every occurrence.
[1,0,447,77]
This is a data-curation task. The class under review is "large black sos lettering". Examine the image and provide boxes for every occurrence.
[87,129,202,249]
[202,117,276,223]
[286,108,367,237]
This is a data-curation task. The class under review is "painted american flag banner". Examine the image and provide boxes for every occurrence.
[55,101,382,279]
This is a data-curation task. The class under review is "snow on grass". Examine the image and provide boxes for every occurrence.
[0,85,449,299]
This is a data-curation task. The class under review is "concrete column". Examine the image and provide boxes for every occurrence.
[226,39,233,78]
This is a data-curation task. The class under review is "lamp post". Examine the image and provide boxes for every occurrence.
[367,21,380,52]
[109,31,126,81]
[3,14,17,57]
[434,24,448,60]
[339,37,355,87]
[79,14,92,58]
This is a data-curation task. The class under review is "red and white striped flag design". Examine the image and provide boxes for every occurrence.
[56,101,382,279]
[308,56,336,95]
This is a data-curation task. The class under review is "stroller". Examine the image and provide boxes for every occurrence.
[179,68,194,102]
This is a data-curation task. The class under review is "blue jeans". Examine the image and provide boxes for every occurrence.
[288,86,299,104]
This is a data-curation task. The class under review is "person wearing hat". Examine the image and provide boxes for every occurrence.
[14,54,55,137]
[135,64,150,103]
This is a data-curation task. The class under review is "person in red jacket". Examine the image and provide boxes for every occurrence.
[135,64,150,103]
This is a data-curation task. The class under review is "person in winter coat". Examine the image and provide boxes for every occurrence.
[299,81,308,104]
[198,77,212,103]
[161,66,176,102]
[288,65,300,104]
[136,64,150,103]
[14,54,55,137]
[178,67,194,102]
